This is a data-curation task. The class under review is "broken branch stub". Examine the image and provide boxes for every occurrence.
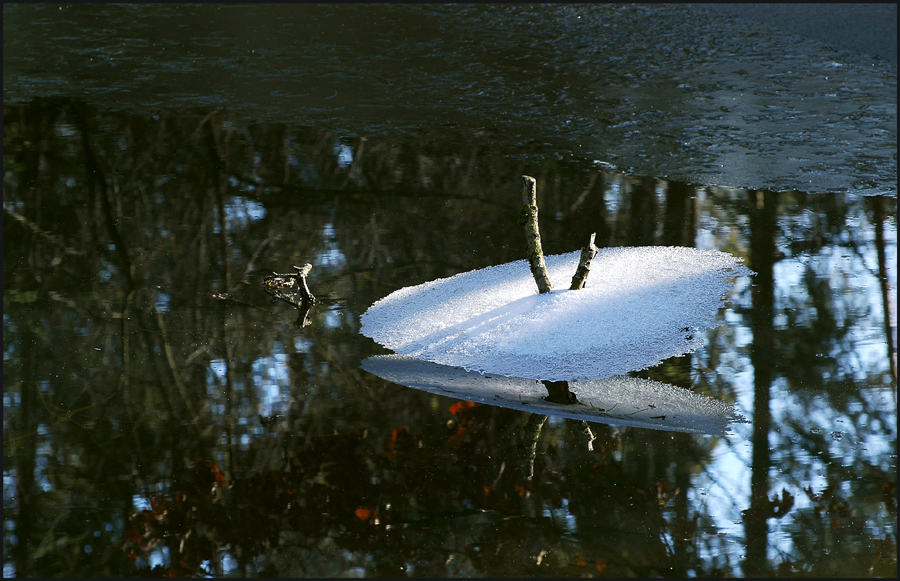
[519,175,553,294]
[264,263,316,311]
[542,379,579,404]
[292,264,316,303]
[569,232,599,290]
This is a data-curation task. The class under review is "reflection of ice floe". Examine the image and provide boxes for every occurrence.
[361,247,753,381]
[362,355,747,435]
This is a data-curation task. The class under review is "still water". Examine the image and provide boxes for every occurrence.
[3,3,897,578]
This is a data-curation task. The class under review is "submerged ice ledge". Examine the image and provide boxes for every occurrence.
[362,355,747,434]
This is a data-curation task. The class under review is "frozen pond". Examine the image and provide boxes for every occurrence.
[4,4,896,195]
[3,4,896,578]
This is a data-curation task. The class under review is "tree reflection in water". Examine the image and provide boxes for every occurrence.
[3,100,896,577]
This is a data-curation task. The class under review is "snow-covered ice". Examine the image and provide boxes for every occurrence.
[361,246,753,381]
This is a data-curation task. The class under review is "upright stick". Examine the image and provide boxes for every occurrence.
[569,232,598,290]
[519,176,553,294]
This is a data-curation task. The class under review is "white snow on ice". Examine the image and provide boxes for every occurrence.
[360,246,753,381]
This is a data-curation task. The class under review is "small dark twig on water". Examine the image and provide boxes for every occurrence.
[264,263,317,327]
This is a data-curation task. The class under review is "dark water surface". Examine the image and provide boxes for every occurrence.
[3,4,897,578]
[4,3,897,195]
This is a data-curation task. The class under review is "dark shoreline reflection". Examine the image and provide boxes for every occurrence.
[3,99,896,577]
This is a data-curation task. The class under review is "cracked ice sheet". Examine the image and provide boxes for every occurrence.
[360,246,753,381]
[362,355,746,434]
